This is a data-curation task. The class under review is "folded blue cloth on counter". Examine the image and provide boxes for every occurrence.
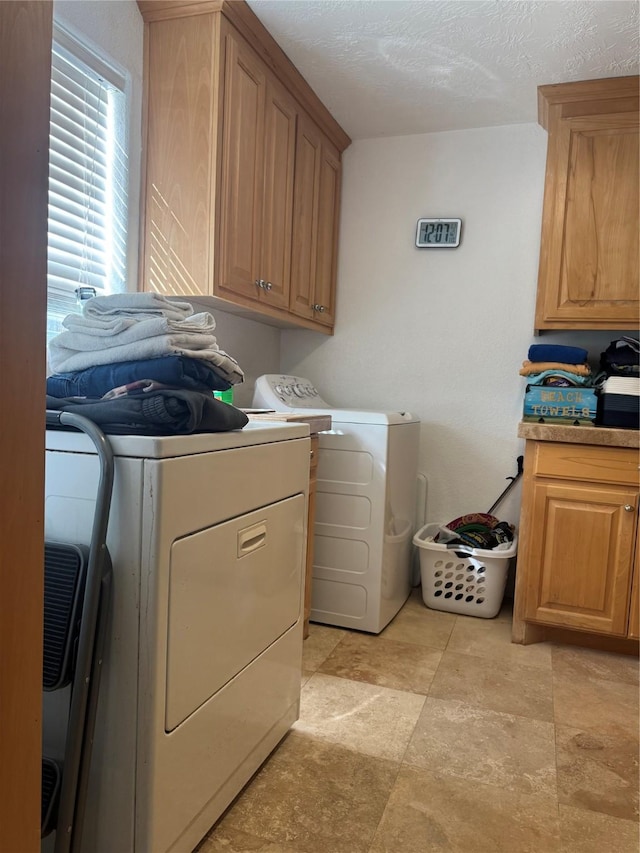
[527,344,588,365]
[45,390,248,435]
[46,355,232,398]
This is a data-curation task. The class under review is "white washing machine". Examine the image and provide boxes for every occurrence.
[253,375,420,633]
[43,421,309,853]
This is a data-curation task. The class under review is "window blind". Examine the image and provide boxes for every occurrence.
[47,31,128,344]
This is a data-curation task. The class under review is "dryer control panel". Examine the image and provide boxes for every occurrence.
[253,374,330,410]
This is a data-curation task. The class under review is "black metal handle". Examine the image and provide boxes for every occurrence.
[487,455,524,516]
[47,412,114,853]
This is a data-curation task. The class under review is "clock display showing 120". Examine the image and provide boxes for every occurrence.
[415,218,462,248]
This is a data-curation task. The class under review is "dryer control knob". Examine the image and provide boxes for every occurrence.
[292,384,306,397]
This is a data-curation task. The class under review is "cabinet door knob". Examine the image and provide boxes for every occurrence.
[312,304,325,313]
[264,281,272,291]
[624,504,634,512]
[255,279,265,289]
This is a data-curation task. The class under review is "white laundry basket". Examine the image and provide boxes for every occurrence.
[413,523,517,618]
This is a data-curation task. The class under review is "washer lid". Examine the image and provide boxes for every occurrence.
[45,420,309,458]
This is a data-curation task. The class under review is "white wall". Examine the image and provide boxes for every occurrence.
[52,1,281,393]
[280,123,627,528]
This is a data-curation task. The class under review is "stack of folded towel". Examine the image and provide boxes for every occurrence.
[46,293,248,435]
[519,344,592,387]
[520,344,599,425]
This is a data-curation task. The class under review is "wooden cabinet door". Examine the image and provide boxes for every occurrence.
[313,140,341,328]
[259,75,296,310]
[219,32,265,300]
[291,115,341,328]
[628,528,640,639]
[535,77,639,330]
[524,480,638,635]
[143,14,218,297]
[290,115,321,321]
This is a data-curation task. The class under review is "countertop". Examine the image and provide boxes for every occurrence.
[518,421,639,449]
[245,411,332,435]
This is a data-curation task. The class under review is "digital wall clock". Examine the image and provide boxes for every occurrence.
[415,218,462,248]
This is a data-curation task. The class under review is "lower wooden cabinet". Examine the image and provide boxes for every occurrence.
[514,440,639,641]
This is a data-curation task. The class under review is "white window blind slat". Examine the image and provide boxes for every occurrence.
[47,32,128,346]
[48,192,108,228]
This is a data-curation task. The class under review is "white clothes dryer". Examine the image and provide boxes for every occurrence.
[43,421,309,853]
[253,375,420,633]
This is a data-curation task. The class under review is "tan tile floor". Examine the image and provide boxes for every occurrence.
[198,590,639,853]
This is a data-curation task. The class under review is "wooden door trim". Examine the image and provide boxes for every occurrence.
[0,3,51,850]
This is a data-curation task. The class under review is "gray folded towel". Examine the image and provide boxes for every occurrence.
[48,334,244,384]
[83,292,193,321]
[59,312,217,345]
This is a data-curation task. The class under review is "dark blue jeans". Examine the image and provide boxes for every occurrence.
[46,355,232,398]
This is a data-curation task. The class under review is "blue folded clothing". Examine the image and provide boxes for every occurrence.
[527,344,588,365]
[46,355,232,398]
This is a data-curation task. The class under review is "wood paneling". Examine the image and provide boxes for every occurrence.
[537,75,640,130]
[533,442,639,486]
[218,29,265,299]
[313,141,340,327]
[0,2,51,850]
[290,117,321,321]
[290,115,341,327]
[628,530,640,640]
[143,12,219,297]
[260,76,296,309]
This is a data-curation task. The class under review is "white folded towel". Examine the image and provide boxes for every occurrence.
[62,312,217,339]
[49,334,244,384]
[83,293,194,322]
[603,377,640,396]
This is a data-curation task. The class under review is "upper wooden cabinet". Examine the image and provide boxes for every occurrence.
[534,76,639,332]
[138,0,350,333]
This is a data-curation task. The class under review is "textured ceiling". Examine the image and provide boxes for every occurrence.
[245,0,640,139]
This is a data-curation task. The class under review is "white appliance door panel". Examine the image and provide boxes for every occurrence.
[147,438,309,537]
[142,624,302,853]
[165,494,305,730]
